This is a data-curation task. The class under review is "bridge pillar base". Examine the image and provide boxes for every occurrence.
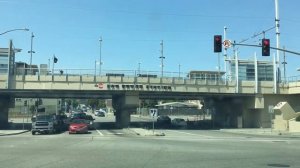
[0,96,10,129]
[113,92,139,129]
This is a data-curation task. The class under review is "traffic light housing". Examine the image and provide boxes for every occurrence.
[24,100,27,106]
[262,39,270,56]
[54,57,58,63]
[214,35,222,53]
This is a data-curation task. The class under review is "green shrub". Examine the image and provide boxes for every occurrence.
[296,115,300,122]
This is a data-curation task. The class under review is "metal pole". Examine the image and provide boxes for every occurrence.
[152,115,155,135]
[0,28,29,35]
[218,53,220,82]
[52,55,55,75]
[48,58,50,74]
[29,32,34,74]
[7,40,12,89]
[273,54,277,93]
[178,64,181,78]
[254,52,258,93]
[235,50,239,93]
[159,40,165,77]
[138,62,141,75]
[275,0,281,80]
[99,36,102,76]
[223,26,228,83]
[94,60,97,76]
[282,46,287,83]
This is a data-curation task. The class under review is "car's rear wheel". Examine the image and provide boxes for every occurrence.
[32,131,35,135]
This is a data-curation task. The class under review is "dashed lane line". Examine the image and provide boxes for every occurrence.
[96,129,104,136]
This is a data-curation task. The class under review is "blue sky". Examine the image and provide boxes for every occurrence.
[0,0,300,77]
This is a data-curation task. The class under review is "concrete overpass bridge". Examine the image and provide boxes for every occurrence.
[1,72,300,129]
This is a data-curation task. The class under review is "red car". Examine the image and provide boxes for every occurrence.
[68,119,89,134]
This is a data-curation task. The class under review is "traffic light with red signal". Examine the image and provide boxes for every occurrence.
[214,35,222,53]
[262,39,270,56]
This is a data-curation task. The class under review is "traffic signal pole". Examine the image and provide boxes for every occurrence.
[232,43,300,56]
[275,0,281,70]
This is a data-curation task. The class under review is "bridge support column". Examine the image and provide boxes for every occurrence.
[0,96,10,129]
[112,92,139,128]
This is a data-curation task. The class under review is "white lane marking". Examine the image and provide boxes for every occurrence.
[166,130,214,138]
[96,129,104,136]
[106,133,124,135]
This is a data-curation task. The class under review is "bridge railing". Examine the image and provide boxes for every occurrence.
[286,75,300,82]
[14,67,224,79]
[10,67,232,86]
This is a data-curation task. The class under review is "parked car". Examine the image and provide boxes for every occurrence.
[31,114,64,135]
[156,115,171,127]
[171,118,187,128]
[85,115,95,129]
[70,112,86,120]
[68,119,89,134]
[96,111,106,117]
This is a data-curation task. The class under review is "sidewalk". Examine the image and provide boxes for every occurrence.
[220,128,300,137]
[0,130,30,136]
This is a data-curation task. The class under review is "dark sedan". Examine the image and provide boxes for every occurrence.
[156,115,171,128]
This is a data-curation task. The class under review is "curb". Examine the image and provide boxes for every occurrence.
[0,130,30,136]
[219,129,300,138]
[129,128,165,136]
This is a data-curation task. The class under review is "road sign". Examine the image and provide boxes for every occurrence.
[223,40,232,48]
[149,108,158,117]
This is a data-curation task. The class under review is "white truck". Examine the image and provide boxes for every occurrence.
[31,114,60,135]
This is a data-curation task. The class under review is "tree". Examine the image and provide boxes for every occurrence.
[87,99,106,109]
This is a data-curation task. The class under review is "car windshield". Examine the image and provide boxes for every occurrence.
[2,1,300,168]
[70,119,86,124]
[35,115,53,121]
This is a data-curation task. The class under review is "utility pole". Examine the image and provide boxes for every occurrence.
[138,62,141,75]
[99,36,103,76]
[28,32,35,74]
[178,64,181,78]
[94,60,97,76]
[159,40,165,77]
[275,0,281,80]
[223,26,228,82]
[48,58,50,74]
[282,46,287,82]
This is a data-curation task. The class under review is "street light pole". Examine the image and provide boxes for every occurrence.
[99,36,103,76]
[275,0,281,80]
[94,60,97,76]
[159,40,165,77]
[28,32,35,74]
[0,28,29,89]
[138,62,141,75]
[0,28,29,36]
[178,64,181,78]
[52,55,55,75]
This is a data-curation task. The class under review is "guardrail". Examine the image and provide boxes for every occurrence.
[11,67,227,81]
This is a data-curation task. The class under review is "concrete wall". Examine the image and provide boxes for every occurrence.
[289,120,300,133]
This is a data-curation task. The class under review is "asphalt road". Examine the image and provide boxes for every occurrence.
[1,128,300,168]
